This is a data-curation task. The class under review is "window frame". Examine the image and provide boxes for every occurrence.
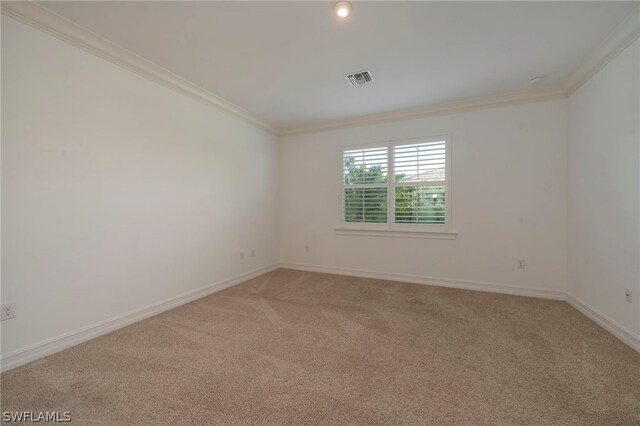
[339,135,454,236]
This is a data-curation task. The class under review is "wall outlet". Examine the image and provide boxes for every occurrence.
[1,303,16,321]
[251,249,255,258]
[240,251,244,260]
[517,259,526,269]
[625,288,632,303]
[305,245,310,253]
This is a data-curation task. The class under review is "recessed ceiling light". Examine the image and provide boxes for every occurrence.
[335,1,352,18]
[529,76,545,85]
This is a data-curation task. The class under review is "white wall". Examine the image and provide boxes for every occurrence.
[3,7,637,366]
[568,38,640,337]
[280,99,568,295]
[1,16,279,357]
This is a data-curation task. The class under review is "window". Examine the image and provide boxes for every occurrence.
[342,136,450,233]
[343,146,388,223]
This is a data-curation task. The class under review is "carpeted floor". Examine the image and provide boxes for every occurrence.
[2,269,639,425]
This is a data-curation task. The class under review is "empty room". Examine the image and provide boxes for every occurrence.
[1,1,639,424]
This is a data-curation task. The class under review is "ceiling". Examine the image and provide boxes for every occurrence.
[39,1,638,131]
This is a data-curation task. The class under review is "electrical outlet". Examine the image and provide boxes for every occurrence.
[517,259,526,269]
[240,252,244,260]
[1,303,16,321]
[305,245,310,253]
[251,249,255,257]
[625,289,632,303]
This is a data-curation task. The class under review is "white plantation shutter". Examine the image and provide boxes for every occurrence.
[393,141,446,224]
[393,141,446,184]
[343,146,388,223]
[342,137,448,228]
[343,188,388,223]
[343,146,388,183]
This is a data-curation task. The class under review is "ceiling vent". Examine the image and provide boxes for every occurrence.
[346,70,373,86]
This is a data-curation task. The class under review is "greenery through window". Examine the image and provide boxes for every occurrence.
[343,138,447,226]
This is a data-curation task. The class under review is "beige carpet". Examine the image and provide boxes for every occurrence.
[2,269,639,425]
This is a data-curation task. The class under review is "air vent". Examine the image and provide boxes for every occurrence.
[346,70,373,86]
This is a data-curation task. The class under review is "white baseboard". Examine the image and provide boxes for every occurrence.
[282,262,640,354]
[279,262,566,300]
[3,263,637,372]
[0,263,279,372]
[566,293,640,354]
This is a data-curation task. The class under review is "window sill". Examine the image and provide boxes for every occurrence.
[334,227,458,240]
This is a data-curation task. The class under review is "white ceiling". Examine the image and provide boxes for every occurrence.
[40,1,638,131]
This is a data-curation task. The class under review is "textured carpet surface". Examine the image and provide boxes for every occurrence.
[2,269,640,425]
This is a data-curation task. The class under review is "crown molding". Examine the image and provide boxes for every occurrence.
[279,4,640,137]
[563,4,640,95]
[280,86,567,137]
[2,1,639,138]
[0,1,280,136]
